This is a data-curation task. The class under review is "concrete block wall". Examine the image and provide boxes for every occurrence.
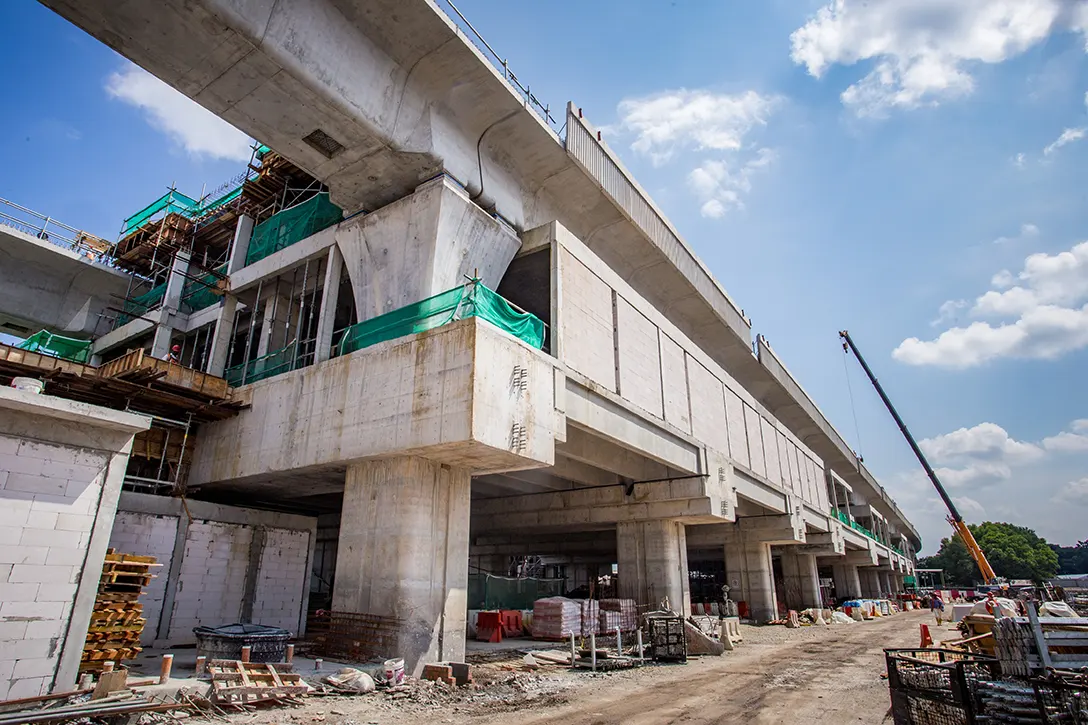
[553,226,829,514]
[252,528,311,632]
[108,512,178,645]
[167,522,254,640]
[0,437,109,700]
[108,493,317,645]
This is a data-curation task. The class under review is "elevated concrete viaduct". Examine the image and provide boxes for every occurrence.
[19,0,921,679]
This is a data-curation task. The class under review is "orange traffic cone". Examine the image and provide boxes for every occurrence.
[919,623,933,648]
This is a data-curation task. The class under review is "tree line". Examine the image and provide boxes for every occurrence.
[916,522,1085,586]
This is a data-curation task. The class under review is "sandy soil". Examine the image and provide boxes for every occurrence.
[242,609,942,725]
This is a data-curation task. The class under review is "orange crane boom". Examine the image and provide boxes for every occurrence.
[839,330,997,585]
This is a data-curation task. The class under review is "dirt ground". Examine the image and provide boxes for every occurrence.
[242,609,942,725]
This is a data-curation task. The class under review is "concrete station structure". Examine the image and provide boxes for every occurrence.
[0,0,917,696]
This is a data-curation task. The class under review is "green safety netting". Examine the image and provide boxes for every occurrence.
[224,342,298,387]
[121,185,248,237]
[468,573,565,611]
[122,191,200,235]
[335,281,545,358]
[182,264,226,313]
[245,193,343,266]
[117,281,168,325]
[17,330,92,364]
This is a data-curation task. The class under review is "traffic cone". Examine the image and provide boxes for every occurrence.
[919,623,933,648]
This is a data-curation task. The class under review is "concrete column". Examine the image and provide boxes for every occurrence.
[780,549,821,610]
[859,568,881,599]
[616,520,690,615]
[151,251,191,358]
[227,215,255,274]
[878,570,892,597]
[725,539,777,621]
[205,296,238,378]
[256,285,292,358]
[332,457,470,676]
[314,246,343,363]
[832,563,862,600]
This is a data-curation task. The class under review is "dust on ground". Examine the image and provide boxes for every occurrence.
[238,609,940,725]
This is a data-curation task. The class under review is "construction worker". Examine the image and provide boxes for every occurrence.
[931,590,945,624]
[167,344,181,364]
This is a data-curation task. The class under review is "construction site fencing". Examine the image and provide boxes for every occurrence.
[468,573,565,611]
[16,329,93,364]
[335,280,545,358]
[244,192,343,266]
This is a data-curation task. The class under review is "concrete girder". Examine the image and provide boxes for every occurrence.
[844,548,880,567]
[557,425,674,483]
[471,475,723,534]
[803,528,846,555]
[730,511,806,546]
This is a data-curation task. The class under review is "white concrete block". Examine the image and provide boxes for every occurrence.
[4,473,67,497]
[0,547,48,566]
[24,619,64,640]
[11,657,55,679]
[8,564,76,584]
[19,528,82,550]
[0,583,39,602]
[5,676,48,700]
[23,510,59,531]
[55,513,95,532]
[5,638,54,661]
[37,583,78,603]
[0,621,29,640]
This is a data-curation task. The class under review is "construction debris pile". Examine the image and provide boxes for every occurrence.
[80,551,158,673]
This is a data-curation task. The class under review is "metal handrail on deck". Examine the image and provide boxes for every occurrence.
[0,196,115,265]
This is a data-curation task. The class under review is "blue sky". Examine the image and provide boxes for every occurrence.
[2,0,1087,552]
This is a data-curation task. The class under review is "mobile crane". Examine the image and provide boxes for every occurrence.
[839,330,997,585]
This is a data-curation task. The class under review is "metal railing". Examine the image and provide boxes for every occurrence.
[435,0,560,133]
[0,196,115,265]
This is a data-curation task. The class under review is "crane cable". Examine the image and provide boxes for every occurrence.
[841,343,865,461]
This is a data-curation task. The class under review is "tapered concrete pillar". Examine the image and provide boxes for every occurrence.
[256,284,292,358]
[878,570,892,597]
[832,563,862,600]
[780,549,821,610]
[314,247,343,362]
[337,175,521,320]
[333,457,470,676]
[725,539,777,621]
[616,520,690,615]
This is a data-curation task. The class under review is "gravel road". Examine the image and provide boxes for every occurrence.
[246,609,936,725]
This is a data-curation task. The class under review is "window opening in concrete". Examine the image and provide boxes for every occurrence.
[496,247,552,354]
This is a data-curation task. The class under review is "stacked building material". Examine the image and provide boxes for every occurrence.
[81,551,158,672]
[993,611,1088,677]
[578,599,599,636]
[532,598,582,639]
[600,599,638,632]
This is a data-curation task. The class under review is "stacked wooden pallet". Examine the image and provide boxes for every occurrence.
[80,551,158,672]
[207,661,307,705]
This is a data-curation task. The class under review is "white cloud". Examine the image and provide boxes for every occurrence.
[105,63,252,162]
[993,223,1039,245]
[1044,126,1087,156]
[931,299,967,327]
[613,89,781,218]
[1042,420,1088,452]
[894,240,1088,367]
[1013,152,1027,168]
[790,0,1088,117]
[687,148,777,217]
[1056,477,1088,504]
[953,496,986,517]
[615,89,781,165]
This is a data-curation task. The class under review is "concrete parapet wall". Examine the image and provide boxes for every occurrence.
[548,222,829,513]
[189,318,563,486]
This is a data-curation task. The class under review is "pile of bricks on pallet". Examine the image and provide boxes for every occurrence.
[80,550,158,672]
[421,663,473,687]
[599,598,638,632]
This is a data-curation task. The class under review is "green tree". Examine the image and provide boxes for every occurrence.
[917,522,1059,586]
[1051,541,1088,574]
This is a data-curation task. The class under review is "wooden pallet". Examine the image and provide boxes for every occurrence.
[80,551,156,673]
[208,662,307,704]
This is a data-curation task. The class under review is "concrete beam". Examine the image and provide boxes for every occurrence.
[557,426,671,482]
